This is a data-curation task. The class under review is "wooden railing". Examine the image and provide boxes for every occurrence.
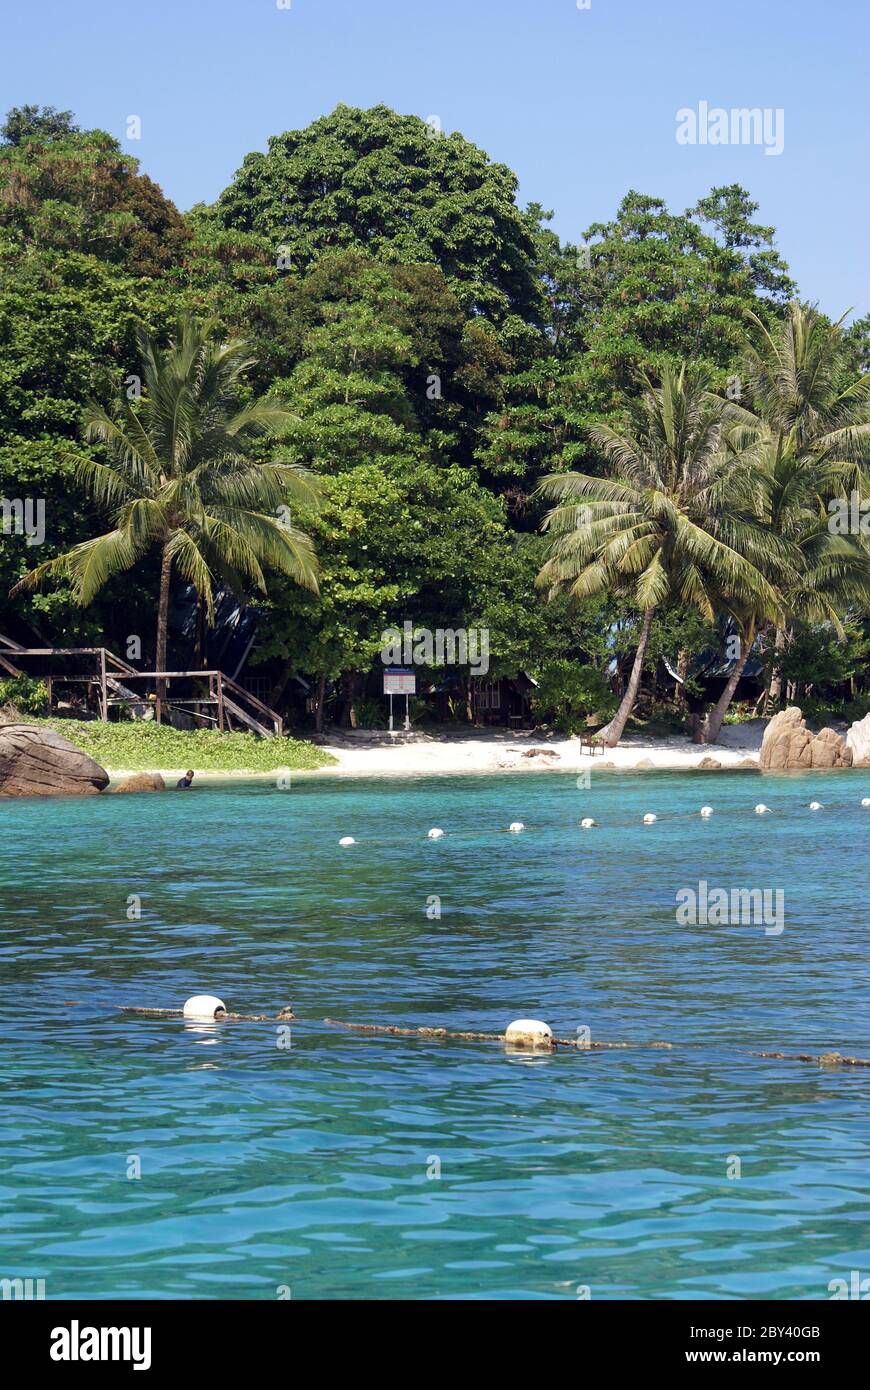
[0,638,283,737]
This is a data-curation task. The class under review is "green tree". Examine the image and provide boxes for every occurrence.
[15,316,320,719]
[0,119,190,275]
[1,104,77,145]
[537,365,784,746]
[211,104,543,325]
[713,302,870,722]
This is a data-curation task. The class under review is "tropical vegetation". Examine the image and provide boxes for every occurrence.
[2,102,868,745]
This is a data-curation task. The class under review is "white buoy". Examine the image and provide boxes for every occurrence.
[339,836,355,847]
[755,804,771,815]
[643,812,657,824]
[580,817,596,829]
[183,994,226,1021]
[862,798,870,808]
[427,827,445,840]
[700,806,714,818]
[508,822,524,833]
[809,801,823,811]
[505,1018,553,1049]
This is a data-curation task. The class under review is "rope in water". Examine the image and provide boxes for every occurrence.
[115,1006,870,1068]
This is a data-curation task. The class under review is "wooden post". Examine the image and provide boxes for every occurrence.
[46,675,53,715]
[100,648,108,721]
[217,671,225,732]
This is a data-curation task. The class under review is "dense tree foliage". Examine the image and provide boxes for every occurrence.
[2,102,868,737]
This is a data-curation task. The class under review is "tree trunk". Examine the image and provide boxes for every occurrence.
[764,626,786,712]
[269,658,293,710]
[315,672,326,734]
[598,606,656,747]
[675,648,689,705]
[154,540,172,725]
[703,629,753,744]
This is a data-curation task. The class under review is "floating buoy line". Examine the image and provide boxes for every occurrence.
[330,795,868,846]
[114,1000,870,1070]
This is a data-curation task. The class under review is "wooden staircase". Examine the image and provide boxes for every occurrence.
[0,635,283,737]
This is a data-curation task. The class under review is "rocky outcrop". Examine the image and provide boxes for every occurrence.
[846,712,870,767]
[0,723,109,797]
[696,756,722,769]
[759,707,852,771]
[112,772,166,794]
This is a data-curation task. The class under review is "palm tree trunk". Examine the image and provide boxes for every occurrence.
[154,541,172,725]
[765,626,786,712]
[703,630,754,744]
[598,606,656,747]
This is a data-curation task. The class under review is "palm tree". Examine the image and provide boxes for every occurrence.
[15,316,320,720]
[711,302,870,720]
[537,365,784,747]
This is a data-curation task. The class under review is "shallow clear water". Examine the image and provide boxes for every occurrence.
[2,768,869,1300]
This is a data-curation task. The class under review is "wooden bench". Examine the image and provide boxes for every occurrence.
[578,732,606,755]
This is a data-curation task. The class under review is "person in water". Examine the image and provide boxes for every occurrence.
[177,770,194,789]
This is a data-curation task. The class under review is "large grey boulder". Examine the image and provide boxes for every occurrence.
[759,707,852,771]
[0,723,109,797]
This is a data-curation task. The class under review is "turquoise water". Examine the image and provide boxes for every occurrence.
[2,768,870,1300]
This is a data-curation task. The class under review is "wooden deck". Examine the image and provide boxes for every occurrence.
[0,636,283,737]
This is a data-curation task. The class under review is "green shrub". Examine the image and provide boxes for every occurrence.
[352,697,386,729]
[531,661,617,735]
[38,719,336,772]
[0,676,49,716]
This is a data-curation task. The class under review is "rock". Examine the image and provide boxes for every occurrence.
[634,757,655,769]
[522,747,560,759]
[112,772,166,794]
[759,707,852,771]
[111,772,165,795]
[598,760,616,769]
[846,712,870,767]
[738,757,759,768]
[809,727,851,769]
[0,723,109,798]
[696,756,722,769]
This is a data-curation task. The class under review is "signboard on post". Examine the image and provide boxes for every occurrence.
[383,668,415,731]
[383,668,416,695]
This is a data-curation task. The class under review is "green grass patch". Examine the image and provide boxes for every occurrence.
[38,719,336,772]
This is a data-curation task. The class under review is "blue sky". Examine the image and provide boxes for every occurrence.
[3,0,867,318]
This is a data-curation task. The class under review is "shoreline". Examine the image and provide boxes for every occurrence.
[103,725,772,783]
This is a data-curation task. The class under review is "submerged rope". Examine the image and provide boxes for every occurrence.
[115,1006,870,1067]
[749,1049,870,1069]
[322,1017,671,1049]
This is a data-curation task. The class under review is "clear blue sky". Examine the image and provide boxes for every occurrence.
[3,0,867,318]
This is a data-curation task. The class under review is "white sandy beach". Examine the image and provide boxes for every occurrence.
[103,721,769,783]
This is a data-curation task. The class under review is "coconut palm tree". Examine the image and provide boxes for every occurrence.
[711,302,870,718]
[536,364,786,747]
[14,316,320,720]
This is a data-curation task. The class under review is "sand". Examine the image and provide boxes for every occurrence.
[103,722,767,784]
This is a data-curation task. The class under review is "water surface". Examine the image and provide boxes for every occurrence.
[2,769,869,1299]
